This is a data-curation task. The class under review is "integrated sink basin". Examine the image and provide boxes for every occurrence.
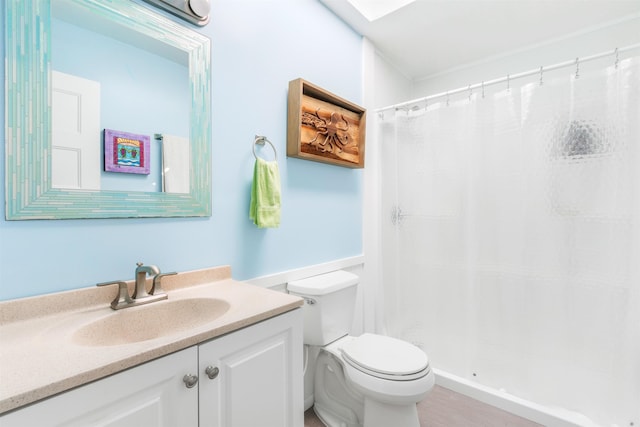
[73,298,230,346]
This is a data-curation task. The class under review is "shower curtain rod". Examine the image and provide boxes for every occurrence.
[377,43,640,113]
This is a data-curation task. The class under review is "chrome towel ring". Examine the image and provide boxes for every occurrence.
[253,135,277,162]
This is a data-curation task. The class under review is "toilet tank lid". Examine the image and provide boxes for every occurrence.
[287,270,359,295]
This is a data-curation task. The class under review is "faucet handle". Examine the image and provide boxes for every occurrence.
[151,272,177,296]
[97,280,133,310]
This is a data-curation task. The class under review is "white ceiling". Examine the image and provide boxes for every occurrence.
[320,0,640,80]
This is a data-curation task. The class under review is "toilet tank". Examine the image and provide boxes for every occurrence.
[287,270,359,346]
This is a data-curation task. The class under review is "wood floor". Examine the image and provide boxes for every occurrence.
[304,385,543,427]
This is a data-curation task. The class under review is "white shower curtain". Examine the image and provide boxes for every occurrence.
[379,57,640,426]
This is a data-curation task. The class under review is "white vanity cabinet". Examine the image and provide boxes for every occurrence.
[0,346,199,427]
[0,309,302,427]
[198,308,303,427]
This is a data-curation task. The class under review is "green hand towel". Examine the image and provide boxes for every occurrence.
[250,157,281,228]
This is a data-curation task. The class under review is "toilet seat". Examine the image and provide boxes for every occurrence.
[340,333,430,381]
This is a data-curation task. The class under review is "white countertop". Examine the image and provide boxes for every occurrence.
[0,266,303,414]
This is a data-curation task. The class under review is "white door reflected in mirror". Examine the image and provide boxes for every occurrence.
[51,71,101,190]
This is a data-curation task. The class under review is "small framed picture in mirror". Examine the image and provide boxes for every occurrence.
[104,129,151,175]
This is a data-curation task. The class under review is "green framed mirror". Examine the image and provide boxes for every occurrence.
[5,0,211,220]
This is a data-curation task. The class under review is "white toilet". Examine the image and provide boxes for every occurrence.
[287,270,435,427]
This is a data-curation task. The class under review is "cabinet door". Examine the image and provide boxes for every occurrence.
[199,309,303,427]
[0,347,198,427]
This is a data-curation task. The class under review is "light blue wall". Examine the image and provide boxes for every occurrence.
[0,0,364,301]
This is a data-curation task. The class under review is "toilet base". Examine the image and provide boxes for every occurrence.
[314,404,359,427]
[313,349,364,427]
[363,397,420,427]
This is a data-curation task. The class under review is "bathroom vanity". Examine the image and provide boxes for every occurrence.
[0,266,304,426]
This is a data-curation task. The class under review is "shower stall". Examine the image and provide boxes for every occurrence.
[376,54,639,426]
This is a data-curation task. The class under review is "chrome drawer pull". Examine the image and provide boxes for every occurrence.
[183,374,199,388]
[205,366,219,380]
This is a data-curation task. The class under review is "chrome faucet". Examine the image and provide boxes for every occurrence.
[97,262,177,310]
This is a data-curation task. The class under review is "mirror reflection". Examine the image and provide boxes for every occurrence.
[5,0,211,219]
[51,0,189,193]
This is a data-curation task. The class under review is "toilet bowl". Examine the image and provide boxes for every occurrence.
[288,270,435,427]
